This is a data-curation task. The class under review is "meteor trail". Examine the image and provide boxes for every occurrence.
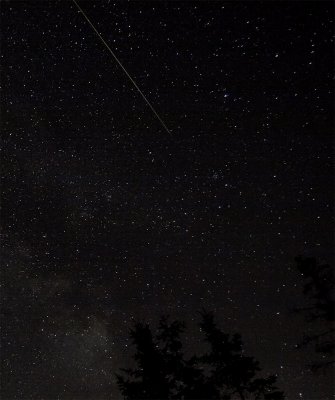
[72,0,171,135]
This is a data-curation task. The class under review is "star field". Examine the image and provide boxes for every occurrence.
[1,1,334,399]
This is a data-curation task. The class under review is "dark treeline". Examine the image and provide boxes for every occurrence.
[116,256,335,399]
[295,256,334,371]
[116,311,284,400]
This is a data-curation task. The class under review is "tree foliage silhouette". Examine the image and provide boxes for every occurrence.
[198,312,284,400]
[295,256,335,371]
[116,312,284,399]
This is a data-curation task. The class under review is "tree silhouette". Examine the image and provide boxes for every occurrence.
[116,322,171,398]
[116,312,284,399]
[197,311,284,400]
[295,256,335,371]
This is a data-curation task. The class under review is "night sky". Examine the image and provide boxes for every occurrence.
[1,1,334,399]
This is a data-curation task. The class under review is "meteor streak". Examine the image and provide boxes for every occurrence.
[72,0,171,135]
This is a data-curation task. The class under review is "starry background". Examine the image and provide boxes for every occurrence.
[1,1,334,399]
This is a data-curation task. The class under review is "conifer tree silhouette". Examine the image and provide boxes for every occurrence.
[116,322,171,398]
[197,311,284,400]
[295,256,334,371]
[116,312,284,399]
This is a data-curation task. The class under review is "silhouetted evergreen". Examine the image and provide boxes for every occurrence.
[295,256,335,371]
[197,311,284,400]
[116,312,284,399]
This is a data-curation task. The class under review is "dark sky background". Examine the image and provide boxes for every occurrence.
[1,1,334,399]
